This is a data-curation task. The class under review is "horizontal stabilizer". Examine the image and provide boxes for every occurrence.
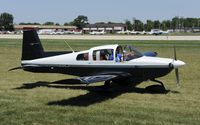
[8,67,23,71]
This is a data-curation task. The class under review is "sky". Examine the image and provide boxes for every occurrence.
[0,0,199,24]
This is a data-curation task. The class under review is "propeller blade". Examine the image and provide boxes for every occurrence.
[174,45,177,60]
[175,68,180,87]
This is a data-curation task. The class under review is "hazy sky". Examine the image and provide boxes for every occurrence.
[0,0,199,24]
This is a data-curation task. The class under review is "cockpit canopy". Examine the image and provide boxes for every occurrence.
[76,44,143,62]
[123,45,143,61]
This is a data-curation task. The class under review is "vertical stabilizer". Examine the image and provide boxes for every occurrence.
[21,29,44,60]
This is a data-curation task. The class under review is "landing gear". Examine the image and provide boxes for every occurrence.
[150,79,165,88]
[145,79,168,93]
[104,80,111,88]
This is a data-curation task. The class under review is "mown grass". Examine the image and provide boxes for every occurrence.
[0,39,200,125]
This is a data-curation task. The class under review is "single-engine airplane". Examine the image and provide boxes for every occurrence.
[12,29,185,91]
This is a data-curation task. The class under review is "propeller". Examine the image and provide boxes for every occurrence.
[173,46,180,87]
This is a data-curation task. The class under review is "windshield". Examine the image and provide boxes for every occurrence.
[123,45,143,61]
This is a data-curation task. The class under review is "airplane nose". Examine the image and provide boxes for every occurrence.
[173,60,186,68]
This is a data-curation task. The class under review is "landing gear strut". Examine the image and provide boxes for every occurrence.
[145,79,167,93]
[150,79,165,88]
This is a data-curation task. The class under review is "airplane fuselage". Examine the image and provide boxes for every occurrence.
[21,51,179,83]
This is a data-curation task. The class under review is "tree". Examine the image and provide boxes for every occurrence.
[19,22,41,25]
[125,20,133,31]
[71,15,88,29]
[64,22,69,26]
[133,19,144,31]
[171,17,179,30]
[153,20,161,29]
[145,20,154,31]
[43,22,54,25]
[161,20,171,30]
[55,23,60,26]
[0,12,14,31]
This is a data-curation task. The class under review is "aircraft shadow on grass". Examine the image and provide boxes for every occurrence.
[14,79,176,107]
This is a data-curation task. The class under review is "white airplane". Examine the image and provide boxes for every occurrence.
[72,30,82,35]
[12,29,185,91]
[38,29,55,35]
[116,30,130,34]
[89,30,106,35]
[148,29,164,35]
[162,30,173,34]
[130,30,147,35]
[64,30,74,34]
[129,30,139,35]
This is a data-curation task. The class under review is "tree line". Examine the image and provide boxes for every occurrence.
[125,17,200,31]
[0,12,200,31]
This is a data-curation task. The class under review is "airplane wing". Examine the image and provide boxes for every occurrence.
[76,72,131,84]
[77,75,117,84]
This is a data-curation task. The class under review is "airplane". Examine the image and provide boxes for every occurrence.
[130,30,147,35]
[116,30,130,34]
[72,30,82,35]
[148,29,164,35]
[64,30,82,35]
[12,29,185,91]
[89,30,106,35]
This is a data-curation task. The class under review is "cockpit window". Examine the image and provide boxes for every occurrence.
[76,53,89,61]
[124,45,143,61]
[93,49,114,61]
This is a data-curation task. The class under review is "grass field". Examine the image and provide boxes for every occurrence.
[0,39,200,125]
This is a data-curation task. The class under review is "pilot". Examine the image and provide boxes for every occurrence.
[108,54,114,60]
[116,53,123,62]
[125,51,135,61]
[83,53,88,60]
[116,47,123,62]
[100,51,107,60]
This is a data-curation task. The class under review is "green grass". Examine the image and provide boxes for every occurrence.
[0,39,200,125]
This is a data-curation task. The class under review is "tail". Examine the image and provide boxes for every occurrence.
[21,29,44,60]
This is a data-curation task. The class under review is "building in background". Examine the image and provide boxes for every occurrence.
[83,23,127,34]
[14,25,77,32]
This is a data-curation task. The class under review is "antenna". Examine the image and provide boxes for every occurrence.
[64,41,74,53]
